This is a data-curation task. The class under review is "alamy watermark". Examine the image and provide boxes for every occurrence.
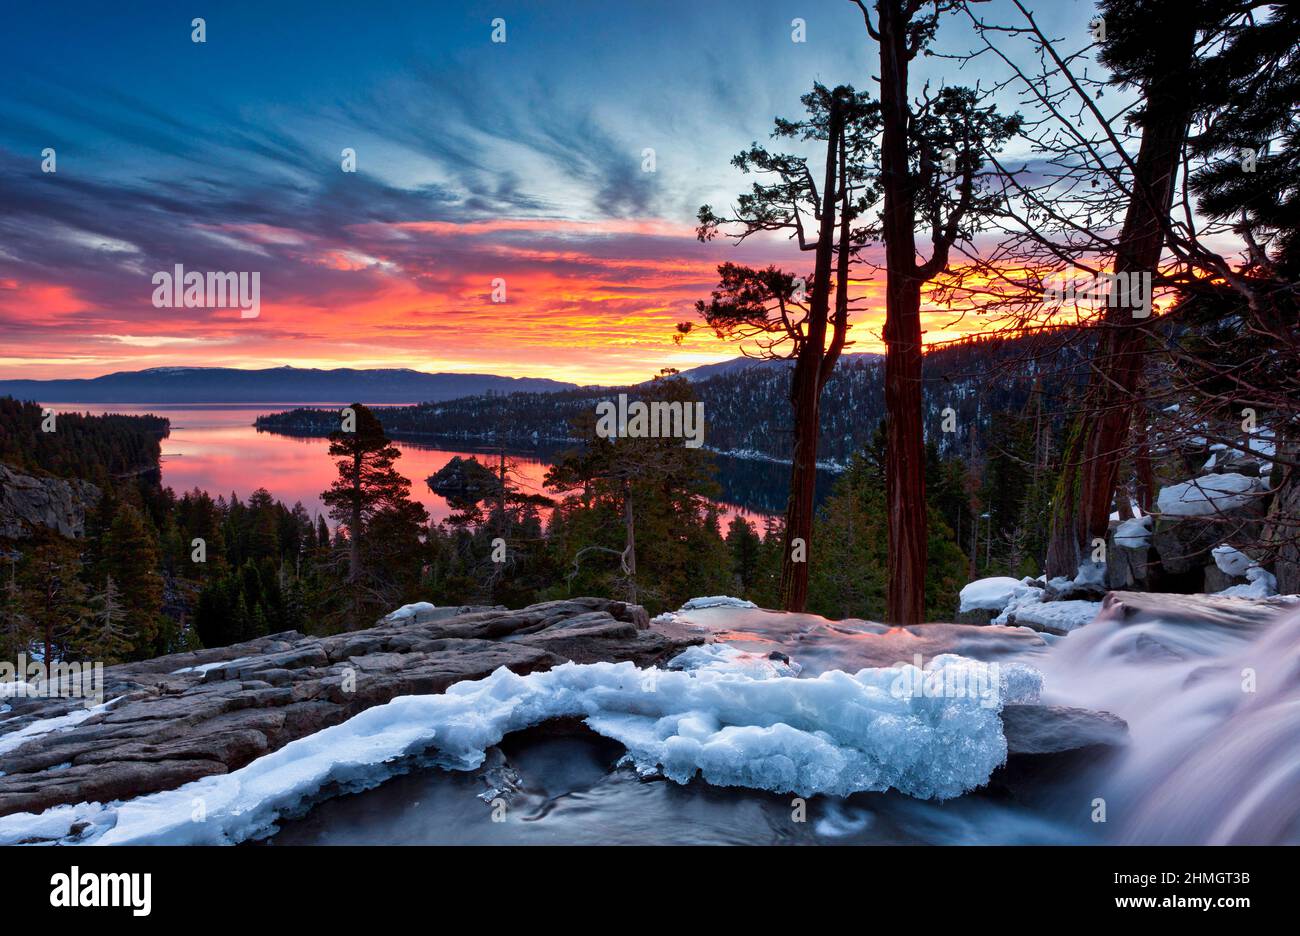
[1042,269,1152,318]
[889,654,1002,709]
[1,655,104,707]
[152,264,260,319]
[594,394,705,449]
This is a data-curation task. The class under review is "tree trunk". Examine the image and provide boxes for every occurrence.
[348,450,363,625]
[778,98,843,611]
[877,0,928,624]
[622,480,637,605]
[1044,18,1199,578]
[780,379,821,610]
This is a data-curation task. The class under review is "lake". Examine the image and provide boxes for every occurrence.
[43,403,831,526]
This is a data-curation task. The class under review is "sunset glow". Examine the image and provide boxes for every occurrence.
[0,2,1059,386]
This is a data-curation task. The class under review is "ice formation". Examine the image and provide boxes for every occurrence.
[0,652,1037,846]
[677,596,758,611]
[666,643,801,678]
[989,584,1100,633]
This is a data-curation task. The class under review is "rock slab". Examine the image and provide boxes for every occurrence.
[0,597,698,818]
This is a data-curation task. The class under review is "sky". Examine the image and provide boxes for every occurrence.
[0,0,1102,384]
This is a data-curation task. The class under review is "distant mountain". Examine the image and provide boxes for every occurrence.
[0,366,578,404]
[673,352,883,383]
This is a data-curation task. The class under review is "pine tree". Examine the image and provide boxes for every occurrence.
[99,503,164,658]
[321,403,425,626]
[687,84,881,612]
[83,575,132,663]
[0,557,31,661]
[725,515,763,595]
[20,539,88,665]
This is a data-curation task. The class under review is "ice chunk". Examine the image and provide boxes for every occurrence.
[677,596,758,611]
[0,656,1033,845]
[667,643,801,678]
[1156,473,1260,517]
[959,577,1025,613]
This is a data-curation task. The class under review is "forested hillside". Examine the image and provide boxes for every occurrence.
[0,398,167,485]
[257,330,1091,466]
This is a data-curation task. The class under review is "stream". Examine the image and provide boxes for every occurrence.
[266,594,1300,845]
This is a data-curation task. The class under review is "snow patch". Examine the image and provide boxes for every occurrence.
[1211,545,1254,578]
[1156,473,1260,517]
[1216,567,1278,600]
[0,698,119,757]
[1073,560,1106,590]
[382,601,437,623]
[1114,516,1152,548]
[171,655,254,676]
[959,577,1024,613]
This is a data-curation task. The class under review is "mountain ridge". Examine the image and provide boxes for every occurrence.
[0,366,579,404]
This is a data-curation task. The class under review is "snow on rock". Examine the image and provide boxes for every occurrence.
[0,654,1039,845]
[992,588,1101,634]
[381,602,437,623]
[677,596,758,611]
[1217,567,1278,600]
[1073,560,1107,591]
[171,655,254,676]
[1211,545,1254,578]
[1114,516,1152,548]
[1156,473,1261,517]
[1002,599,1102,634]
[0,699,118,757]
[959,577,1025,613]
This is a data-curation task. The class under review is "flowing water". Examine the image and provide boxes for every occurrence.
[266,595,1300,846]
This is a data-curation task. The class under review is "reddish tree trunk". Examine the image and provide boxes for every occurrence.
[877,0,927,625]
[779,99,844,611]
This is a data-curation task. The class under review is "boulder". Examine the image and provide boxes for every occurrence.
[1002,703,1129,756]
[1153,476,1267,577]
[1106,517,1154,591]
[1202,563,1241,593]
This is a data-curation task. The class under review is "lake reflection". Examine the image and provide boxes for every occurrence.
[45,403,806,526]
